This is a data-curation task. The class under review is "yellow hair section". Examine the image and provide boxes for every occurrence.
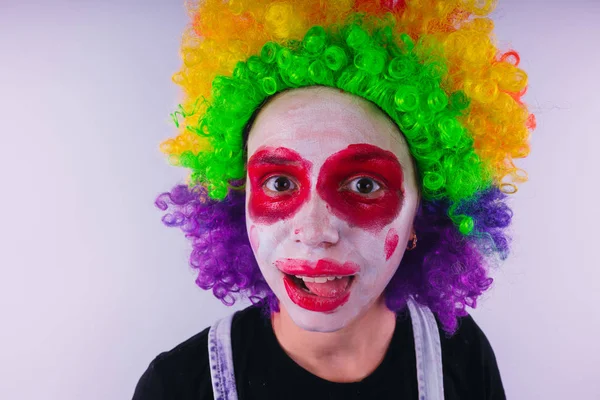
[163,0,534,188]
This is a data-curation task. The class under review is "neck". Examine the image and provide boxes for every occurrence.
[271,296,397,383]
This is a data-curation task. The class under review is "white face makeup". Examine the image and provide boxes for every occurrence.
[245,87,419,333]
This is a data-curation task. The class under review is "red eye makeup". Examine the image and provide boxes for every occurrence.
[247,144,404,231]
[316,144,405,232]
[247,146,312,224]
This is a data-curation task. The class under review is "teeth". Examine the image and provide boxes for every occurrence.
[295,275,346,283]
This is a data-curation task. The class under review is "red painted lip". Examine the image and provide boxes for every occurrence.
[275,258,359,277]
[283,275,352,313]
[277,259,358,312]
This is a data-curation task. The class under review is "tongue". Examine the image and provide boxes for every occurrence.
[304,277,351,298]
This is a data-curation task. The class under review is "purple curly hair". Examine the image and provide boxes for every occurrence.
[156,181,511,333]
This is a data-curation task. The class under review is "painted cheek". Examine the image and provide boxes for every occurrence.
[384,228,399,261]
[247,147,312,225]
[249,225,260,252]
[317,144,404,232]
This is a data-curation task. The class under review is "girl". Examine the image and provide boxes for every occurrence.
[135,1,533,398]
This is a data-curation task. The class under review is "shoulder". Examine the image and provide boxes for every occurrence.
[438,313,500,371]
[132,326,212,399]
[439,314,493,355]
[438,314,506,399]
[132,306,263,400]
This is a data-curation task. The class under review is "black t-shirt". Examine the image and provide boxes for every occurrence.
[133,306,505,399]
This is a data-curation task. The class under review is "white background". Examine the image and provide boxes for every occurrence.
[1,1,598,399]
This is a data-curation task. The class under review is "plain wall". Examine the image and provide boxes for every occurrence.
[1,1,598,399]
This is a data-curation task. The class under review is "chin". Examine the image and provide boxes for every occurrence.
[281,298,362,333]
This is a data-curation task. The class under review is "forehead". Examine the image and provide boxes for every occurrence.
[247,87,412,165]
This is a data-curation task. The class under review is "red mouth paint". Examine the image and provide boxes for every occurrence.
[247,147,312,224]
[317,144,404,232]
[384,228,399,260]
[278,259,358,312]
[283,275,352,312]
[275,258,359,277]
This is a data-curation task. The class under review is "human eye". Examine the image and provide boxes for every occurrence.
[263,175,298,195]
[343,177,383,197]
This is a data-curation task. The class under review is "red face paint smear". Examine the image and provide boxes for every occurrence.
[384,228,399,261]
[247,146,312,225]
[316,144,405,232]
[249,225,260,252]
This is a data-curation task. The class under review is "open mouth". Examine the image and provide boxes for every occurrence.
[289,274,355,296]
[282,273,356,313]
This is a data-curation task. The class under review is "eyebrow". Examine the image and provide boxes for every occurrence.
[249,155,298,165]
[333,144,400,164]
[247,147,307,167]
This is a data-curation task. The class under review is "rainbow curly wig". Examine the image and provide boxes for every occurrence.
[157,0,535,332]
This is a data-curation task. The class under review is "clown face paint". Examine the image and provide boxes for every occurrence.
[245,87,419,333]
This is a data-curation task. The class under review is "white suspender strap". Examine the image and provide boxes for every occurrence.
[407,297,445,400]
[208,313,239,400]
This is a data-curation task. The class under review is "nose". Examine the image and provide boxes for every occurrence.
[293,195,339,248]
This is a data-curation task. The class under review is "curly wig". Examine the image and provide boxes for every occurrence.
[157,0,535,332]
